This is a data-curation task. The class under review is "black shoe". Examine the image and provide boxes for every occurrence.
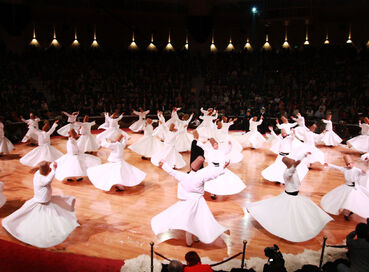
[141,156,149,160]
[76,177,83,182]
[275,182,281,185]
[344,215,350,221]
[211,194,217,200]
[67,178,74,182]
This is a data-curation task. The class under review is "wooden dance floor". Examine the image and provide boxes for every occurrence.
[0,131,367,262]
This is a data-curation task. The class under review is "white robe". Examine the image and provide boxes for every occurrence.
[247,160,333,242]
[77,121,99,152]
[87,140,146,191]
[55,138,101,181]
[175,114,194,152]
[321,164,369,218]
[129,123,163,158]
[318,120,342,146]
[165,108,181,128]
[214,121,243,163]
[263,133,308,183]
[347,123,369,153]
[57,112,80,137]
[151,127,186,169]
[153,113,167,140]
[2,167,79,248]
[20,124,63,167]
[96,114,130,145]
[151,163,228,244]
[21,117,40,143]
[129,110,150,132]
[198,141,246,195]
[236,119,266,149]
[0,122,14,154]
[197,113,218,140]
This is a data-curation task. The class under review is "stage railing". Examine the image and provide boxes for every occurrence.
[150,240,248,271]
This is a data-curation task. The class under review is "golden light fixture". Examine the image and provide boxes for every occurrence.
[128,32,139,50]
[244,37,252,51]
[50,27,60,48]
[147,34,157,51]
[210,32,217,53]
[282,26,290,49]
[263,34,272,50]
[184,33,189,51]
[91,28,99,48]
[72,28,80,47]
[225,36,235,52]
[29,26,40,47]
[164,31,175,51]
[324,32,330,45]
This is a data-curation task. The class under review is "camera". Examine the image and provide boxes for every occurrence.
[263,244,287,272]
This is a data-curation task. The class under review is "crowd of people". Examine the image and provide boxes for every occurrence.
[0,45,368,128]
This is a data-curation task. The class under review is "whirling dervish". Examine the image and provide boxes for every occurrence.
[129,108,150,132]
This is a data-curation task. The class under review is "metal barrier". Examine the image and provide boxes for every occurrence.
[151,240,248,270]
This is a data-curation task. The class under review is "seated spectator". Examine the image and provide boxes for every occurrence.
[337,221,369,272]
[168,260,184,272]
[184,251,213,272]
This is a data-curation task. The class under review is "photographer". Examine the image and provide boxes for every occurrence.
[263,245,287,272]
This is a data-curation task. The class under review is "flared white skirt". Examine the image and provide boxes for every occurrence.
[153,125,167,141]
[151,196,227,244]
[21,128,38,143]
[0,136,14,154]
[129,120,145,132]
[296,144,325,165]
[2,195,79,248]
[175,132,193,152]
[247,192,333,242]
[128,135,163,158]
[238,131,266,149]
[151,145,186,169]
[197,126,215,140]
[87,161,146,191]
[261,155,309,184]
[77,134,99,152]
[57,123,78,137]
[321,184,369,218]
[55,153,101,181]
[20,144,63,167]
[204,169,246,195]
[318,130,342,146]
[96,128,130,145]
[347,135,369,153]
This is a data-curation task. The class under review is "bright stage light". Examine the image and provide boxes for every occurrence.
[225,36,235,52]
[50,27,60,48]
[210,33,217,53]
[251,6,258,14]
[164,32,175,51]
[147,34,157,51]
[29,26,40,47]
[128,32,139,50]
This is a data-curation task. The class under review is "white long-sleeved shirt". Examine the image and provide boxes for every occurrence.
[322,119,333,131]
[67,138,79,155]
[22,117,40,129]
[63,112,78,123]
[249,119,262,132]
[283,154,308,192]
[162,162,225,199]
[102,139,126,162]
[32,123,58,146]
[276,122,297,135]
[79,121,95,135]
[359,123,369,136]
[197,141,230,167]
[328,164,365,186]
[271,131,294,154]
[133,110,150,121]
[33,168,55,203]
[291,116,305,127]
[108,114,123,129]
[199,113,218,127]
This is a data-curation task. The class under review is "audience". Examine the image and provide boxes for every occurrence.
[184,251,213,272]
